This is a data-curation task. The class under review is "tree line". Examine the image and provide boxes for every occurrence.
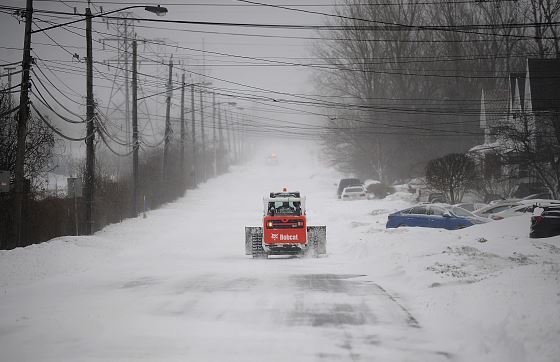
[315,0,560,185]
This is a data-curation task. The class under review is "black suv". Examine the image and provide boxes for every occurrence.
[530,205,560,238]
[337,178,362,198]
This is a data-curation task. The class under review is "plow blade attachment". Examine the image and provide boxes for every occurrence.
[245,226,263,255]
[307,226,327,255]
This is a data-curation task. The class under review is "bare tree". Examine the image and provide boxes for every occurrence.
[495,112,560,198]
[469,150,519,201]
[426,153,477,203]
[524,0,560,58]
[0,87,55,190]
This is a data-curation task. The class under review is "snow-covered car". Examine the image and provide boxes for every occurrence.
[473,202,521,218]
[489,200,560,220]
[489,204,535,220]
[517,198,560,206]
[341,186,367,200]
[521,192,552,200]
[386,204,488,230]
[454,202,487,212]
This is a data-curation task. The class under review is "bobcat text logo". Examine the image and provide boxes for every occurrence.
[280,234,298,241]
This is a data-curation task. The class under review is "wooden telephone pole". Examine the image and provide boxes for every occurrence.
[84,6,95,234]
[162,56,173,180]
[14,0,33,246]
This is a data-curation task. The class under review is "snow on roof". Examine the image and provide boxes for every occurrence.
[468,140,513,154]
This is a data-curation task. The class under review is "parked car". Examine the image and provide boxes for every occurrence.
[521,192,552,200]
[386,204,488,230]
[473,202,521,218]
[490,204,536,220]
[337,178,362,198]
[488,198,520,205]
[530,205,560,238]
[518,198,560,206]
[490,200,560,220]
[341,185,367,200]
[454,202,487,212]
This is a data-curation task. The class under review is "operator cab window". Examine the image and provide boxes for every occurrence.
[268,201,302,216]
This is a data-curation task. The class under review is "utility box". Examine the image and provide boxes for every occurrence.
[67,177,83,198]
[0,171,10,193]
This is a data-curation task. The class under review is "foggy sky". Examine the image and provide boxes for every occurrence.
[0,0,332,156]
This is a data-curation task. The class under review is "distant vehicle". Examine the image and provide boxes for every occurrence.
[386,204,488,230]
[341,185,367,200]
[337,178,362,198]
[473,202,521,218]
[530,205,560,238]
[266,153,279,165]
[455,202,487,212]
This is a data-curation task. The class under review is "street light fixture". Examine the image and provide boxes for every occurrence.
[144,5,168,16]
[31,4,168,34]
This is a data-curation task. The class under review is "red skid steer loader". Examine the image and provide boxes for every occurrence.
[245,189,326,258]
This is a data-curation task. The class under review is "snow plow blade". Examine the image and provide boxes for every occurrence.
[307,226,327,255]
[245,226,263,255]
[245,226,326,256]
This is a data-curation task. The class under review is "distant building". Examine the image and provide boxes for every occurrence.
[471,58,560,198]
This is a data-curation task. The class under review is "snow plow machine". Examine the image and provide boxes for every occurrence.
[245,189,326,258]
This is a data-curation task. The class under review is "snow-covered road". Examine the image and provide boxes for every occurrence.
[1,141,559,361]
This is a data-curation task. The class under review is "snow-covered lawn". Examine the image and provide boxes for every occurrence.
[1,141,559,361]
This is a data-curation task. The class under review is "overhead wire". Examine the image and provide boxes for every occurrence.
[24,6,540,141]
[31,102,91,141]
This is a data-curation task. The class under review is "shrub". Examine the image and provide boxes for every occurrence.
[366,183,395,198]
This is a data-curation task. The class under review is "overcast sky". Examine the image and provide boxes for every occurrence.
[0,0,335,159]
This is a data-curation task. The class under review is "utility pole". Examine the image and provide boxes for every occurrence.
[162,56,173,180]
[85,6,95,235]
[199,90,206,182]
[232,112,238,163]
[225,109,232,164]
[212,92,217,178]
[190,83,197,187]
[180,73,186,187]
[131,39,138,217]
[14,0,33,246]
[217,106,224,174]
[122,20,130,150]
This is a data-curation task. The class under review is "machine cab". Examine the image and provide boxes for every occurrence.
[262,191,307,245]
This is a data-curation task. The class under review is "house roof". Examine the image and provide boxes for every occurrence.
[527,58,560,113]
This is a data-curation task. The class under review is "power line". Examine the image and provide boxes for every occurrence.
[31,102,91,141]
